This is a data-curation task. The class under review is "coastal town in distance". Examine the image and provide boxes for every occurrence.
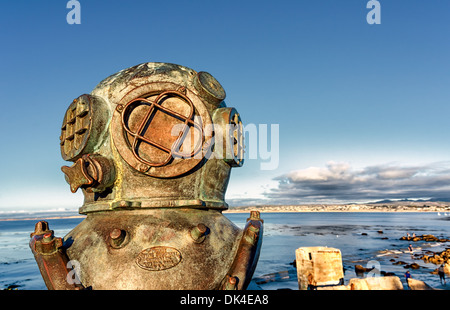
[225,200,450,213]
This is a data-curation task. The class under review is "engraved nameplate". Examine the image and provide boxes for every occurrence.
[136,246,182,271]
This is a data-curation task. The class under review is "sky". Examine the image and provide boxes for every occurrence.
[0,0,449,211]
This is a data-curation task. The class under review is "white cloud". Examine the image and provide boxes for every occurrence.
[285,161,352,182]
[265,161,450,204]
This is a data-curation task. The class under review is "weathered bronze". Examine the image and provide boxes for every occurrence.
[30,62,263,290]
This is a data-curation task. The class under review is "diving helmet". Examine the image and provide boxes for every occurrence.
[29,62,263,290]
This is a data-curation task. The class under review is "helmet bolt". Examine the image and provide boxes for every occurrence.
[110,229,126,248]
[190,223,208,243]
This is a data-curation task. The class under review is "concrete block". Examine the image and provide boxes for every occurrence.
[296,246,344,290]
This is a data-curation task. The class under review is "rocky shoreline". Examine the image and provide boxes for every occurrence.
[399,234,450,272]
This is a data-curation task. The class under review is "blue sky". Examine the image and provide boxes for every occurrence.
[0,1,449,211]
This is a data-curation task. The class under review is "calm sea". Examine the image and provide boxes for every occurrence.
[0,211,449,290]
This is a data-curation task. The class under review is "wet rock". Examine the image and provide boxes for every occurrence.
[422,234,439,242]
[289,259,296,267]
[417,248,450,265]
[393,261,407,265]
[405,263,421,269]
[355,264,373,274]
[400,234,449,242]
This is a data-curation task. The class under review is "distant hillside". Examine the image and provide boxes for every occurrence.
[369,200,450,207]
[371,198,450,204]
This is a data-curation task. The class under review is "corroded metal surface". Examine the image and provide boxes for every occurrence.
[30,62,263,290]
[29,221,84,290]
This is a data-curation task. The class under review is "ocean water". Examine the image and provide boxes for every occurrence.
[0,211,449,290]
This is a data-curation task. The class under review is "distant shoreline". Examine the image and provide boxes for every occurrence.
[1,203,449,221]
[224,203,450,214]
[0,215,86,222]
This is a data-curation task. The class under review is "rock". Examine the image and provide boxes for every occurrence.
[423,235,438,242]
[419,249,450,265]
[380,270,396,277]
[317,284,350,290]
[444,263,450,275]
[355,264,373,274]
[407,278,435,290]
[5,284,20,290]
[348,278,369,290]
[349,276,403,290]
[429,257,443,264]
[403,263,421,269]
[400,234,448,243]
[361,233,368,236]
[393,261,407,265]
[377,230,383,234]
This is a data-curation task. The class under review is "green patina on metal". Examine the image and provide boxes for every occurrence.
[30,62,263,290]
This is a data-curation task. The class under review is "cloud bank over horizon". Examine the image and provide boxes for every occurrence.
[258,161,450,205]
[3,161,450,210]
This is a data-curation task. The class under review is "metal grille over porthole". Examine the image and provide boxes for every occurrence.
[60,96,92,161]
[113,85,214,178]
[121,90,204,168]
[60,94,109,162]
